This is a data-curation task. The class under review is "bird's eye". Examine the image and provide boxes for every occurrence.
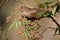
[21,6,23,9]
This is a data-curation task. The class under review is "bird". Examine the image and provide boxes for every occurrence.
[18,4,47,20]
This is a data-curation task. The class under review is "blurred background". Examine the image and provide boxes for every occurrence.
[0,0,59,40]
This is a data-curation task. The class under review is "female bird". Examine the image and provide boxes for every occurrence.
[18,5,47,19]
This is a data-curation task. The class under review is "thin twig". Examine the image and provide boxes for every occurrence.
[50,16,60,35]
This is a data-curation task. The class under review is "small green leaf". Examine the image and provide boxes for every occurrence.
[27,31,31,40]
[44,2,52,5]
[22,31,27,36]
[27,32,31,37]
[44,11,53,18]
[28,27,35,31]
[37,4,44,8]
[34,0,40,4]
[44,2,52,9]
